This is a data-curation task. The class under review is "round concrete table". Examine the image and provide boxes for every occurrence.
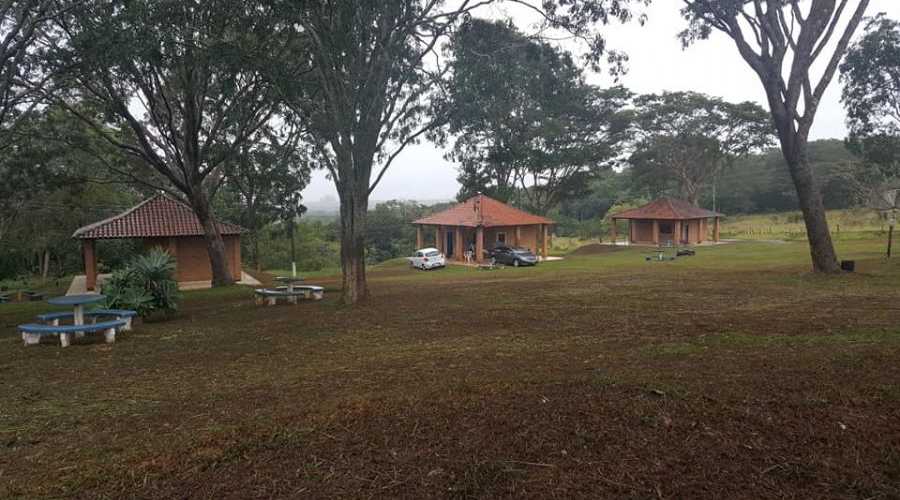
[47,294,106,331]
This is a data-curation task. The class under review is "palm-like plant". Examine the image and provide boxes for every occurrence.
[103,249,180,317]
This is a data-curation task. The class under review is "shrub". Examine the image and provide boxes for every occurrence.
[103,249,179,317]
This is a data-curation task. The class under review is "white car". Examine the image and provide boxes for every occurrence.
[410,247,446,270]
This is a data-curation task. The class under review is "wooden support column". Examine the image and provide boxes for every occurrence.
[714,217,720,242]
[652,220,659,245]
[455,226,463,260]
[416,226,423,249]
[83,239,97,291]
[475,226,484,262]
[541,224,548,259]
[610,218,617,244]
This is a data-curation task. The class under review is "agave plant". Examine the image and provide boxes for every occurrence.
[103,249,180,317]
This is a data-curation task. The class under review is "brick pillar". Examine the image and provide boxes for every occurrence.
[475,226,484,262]
[673,220,682,247]
[416,226,423,249]
[83,240,97,291]
[455,227,463,260]
[541,224,549,259]
[714,217,720,242]
[652,220,659,245]
[610,218,617,244]
[434,226,441,252]
[514,226,521,246]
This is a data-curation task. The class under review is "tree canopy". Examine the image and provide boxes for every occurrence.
[440,18,631,215]
[627,91,773,206]
[841,13,900,190]
[53,0,285,285]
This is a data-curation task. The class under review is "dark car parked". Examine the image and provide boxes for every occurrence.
[488,246,538,267]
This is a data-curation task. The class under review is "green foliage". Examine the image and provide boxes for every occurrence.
[627,91,774,205]
[256,220,340,273]
[0,106,144,280]
[365,201,433,262]
[103,249,179,317]
[841,14,900,192]
[713,140,861,214]
[841,14,900,140]
[102,270,155,317]
[438,19,631,214]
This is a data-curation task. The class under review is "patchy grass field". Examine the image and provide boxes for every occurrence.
[720,208,892,241]
[2,240,900,499]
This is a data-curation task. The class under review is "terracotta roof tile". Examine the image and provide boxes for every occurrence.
[413,194,554,228]
[73,194,245,239]
[609,197,723,220]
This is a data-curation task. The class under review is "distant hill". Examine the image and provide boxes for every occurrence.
[304,196,453,215]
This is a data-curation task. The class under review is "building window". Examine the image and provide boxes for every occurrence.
[497,232,506,243]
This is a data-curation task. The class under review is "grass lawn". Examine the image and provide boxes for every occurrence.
[2,240,900,499]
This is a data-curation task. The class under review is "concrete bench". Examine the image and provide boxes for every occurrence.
[254,288,298,306]
[18,319,129,347]
[293,285,324,300]
[254,286,324,305]
[37,309,138,331]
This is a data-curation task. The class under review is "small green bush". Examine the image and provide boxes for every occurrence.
[103,249,179,317]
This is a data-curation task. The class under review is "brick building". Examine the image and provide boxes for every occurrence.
[412,194,554,262]
[73,194,244,290]
[609,197,723,246]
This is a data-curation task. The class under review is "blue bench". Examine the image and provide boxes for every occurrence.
[19,319,128,347]
[37,309,137,331]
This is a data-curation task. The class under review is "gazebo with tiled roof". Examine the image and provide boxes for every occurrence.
[609,197,723,246]
[412,193,554,262]
[73,194,245,290]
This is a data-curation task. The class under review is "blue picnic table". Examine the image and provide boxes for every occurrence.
[47,294,106,329]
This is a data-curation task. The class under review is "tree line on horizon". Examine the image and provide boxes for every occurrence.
[0,1,897,303]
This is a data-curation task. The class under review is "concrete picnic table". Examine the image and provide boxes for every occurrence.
[274,276,304,293]
[46,294,106,333]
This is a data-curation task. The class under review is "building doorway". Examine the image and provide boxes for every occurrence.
[446,231,455,258]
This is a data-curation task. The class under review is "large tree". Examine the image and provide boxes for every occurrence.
[841,15,900,256]
[840,14,900,185]
[440,18,631,214]
[52,0,282,286]
[0,0,59,143]
[681,0,870,273]
[271,0,647,304]
[628,91,773,206]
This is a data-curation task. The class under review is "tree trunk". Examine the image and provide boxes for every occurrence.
[254,230,261,273]
[338,192,368,304]
[289,220,296,270]
[41,250,50,280]
[781,139,841,273]
[188,189,234,286]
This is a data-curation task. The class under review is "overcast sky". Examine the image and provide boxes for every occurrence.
[302,1,900,203]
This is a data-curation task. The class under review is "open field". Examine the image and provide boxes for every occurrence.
[2,239,900,499]
[720,208,891,241]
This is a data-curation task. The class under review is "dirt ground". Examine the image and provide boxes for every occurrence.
[2,240,899,499]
